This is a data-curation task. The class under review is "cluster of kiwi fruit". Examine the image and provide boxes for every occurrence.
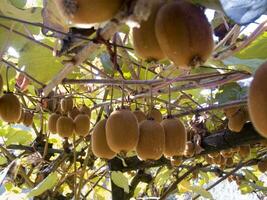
[133,0,214,68]
[91,106,187,162]
[48,96,91,138]
[204,145,251,169]
[223,106,249,132]
[55,0,124,25]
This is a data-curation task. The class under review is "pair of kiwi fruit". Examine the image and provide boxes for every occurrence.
[55,0,124,25]
[224,106,249,132]
[133,0,214,67]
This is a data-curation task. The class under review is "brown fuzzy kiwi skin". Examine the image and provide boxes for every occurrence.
[133,0,165,61]
[133,109,146,123]
[55,0,124,24]
[155,0,213,68]
[147,108,162,123]
[79,104,91,116]
[248,61,267,137]
[91,119,116,159]
[136,119,165,160]
[0,93,21,123]
[48,113,61,133]
[68,106,80,120]
[226,158,234,167]
[60,96,73,113]
[106,109,139,153]
[161,117,186,157]
[228,110,246,132]
[74,114,90,136]
[23,111,34,127]
[238,145,251,158]
[184,141,195,157]
[223,106,240,118]
[17,109,25,123]
[257,159,267,173]
[0,74,3,93]
[56,115,74,138]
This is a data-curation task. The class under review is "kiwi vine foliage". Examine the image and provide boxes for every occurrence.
[0,0,267,200]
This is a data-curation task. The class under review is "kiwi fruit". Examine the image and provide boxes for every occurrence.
[0,74,3,93]
[238,145,250,158]
[133,109,146,123]
[79,104,91,116]
[147,108,162,122]
[208,152,219,158]
[248,61,267,137]
[0,93,21,123]
[23,111,34,127]
[228,110,246,132]
[68,106,80,120]
[91,119,116,159]
[60,96,73,113]
[48,113,61,133]
[74,114,90,136]
[184,141,195,157]
[257,159,267,173]
[106,109,139,153]
[226,158,234,167]
[55,0,124,24]
[155,0,213,68]
[133,0,165,61]
[204,155,213,164]
[212,155,222,165]
[161,117,186,157]
[136,119,165,160]
[220,149,233,158]
[223,106,240,118]
[56,115,74,138]
[17,109,25,123]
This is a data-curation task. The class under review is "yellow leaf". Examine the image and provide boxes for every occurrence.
[178,179,191,193]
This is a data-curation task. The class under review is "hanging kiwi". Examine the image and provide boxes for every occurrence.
[220,149,233,158]
[132,0,165,61]
[91,119,116,159]
[147,108,162,122]
[226,158,234,167]
[238,145,250,158]
[161,117,186,157]
[257,159,267,173]
[223,106,240,118]
[0,93,21,123]
[56,115,74,138]
[17,109,25,123]
[155,0,213,68]
[0,74,3,93]
[106,108,139,153]
[133,109,146,123]
[184,141,195,157]
[48,113,61,133]
[248,61,267,137]
[55,0,124,24]
[23,111,34,127]
[60,96,73,113]
[228,109,246,132]
[74,114,90,136]
[68,106,80,119]
[136,119,165,160]
[79,104,91,116]
[204,155,213,164]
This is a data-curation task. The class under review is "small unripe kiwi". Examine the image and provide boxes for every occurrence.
[223,106,240,118]
[161,117,186,157]
[55,0,124,24]
[257,159,267,173]
[60,96,73,113]
[23,111,34,127]
[248,61,267,137]
[147,108,162,122]
[68,106,80,119]
[79,104,91,116]
[74,114,90,136]
[226,158,234,167]
[133,109,146,123]
[238,145,251,158]
[48,113,61,133]
[106,109,139,153]
[228,110,246,132]
[0,93,21,123]
[17,109,25,123]
[136,119,165,160]
[91,119,116,159]
[184,141,195,157]
[56,115,74,138]
[155,0,213,68]
[133,0,165,61]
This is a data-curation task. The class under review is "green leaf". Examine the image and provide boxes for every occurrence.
[100,53,114,75]
[28,172,59,197]
[0,156,8,165]
[111,171,129,193]
[9,0,27,9]
[243,169,258,182]
[191,186,213,200]
[5,129,33,146]
[155,167,173,187]
[215,82,242,104]
[177,179,191,193]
